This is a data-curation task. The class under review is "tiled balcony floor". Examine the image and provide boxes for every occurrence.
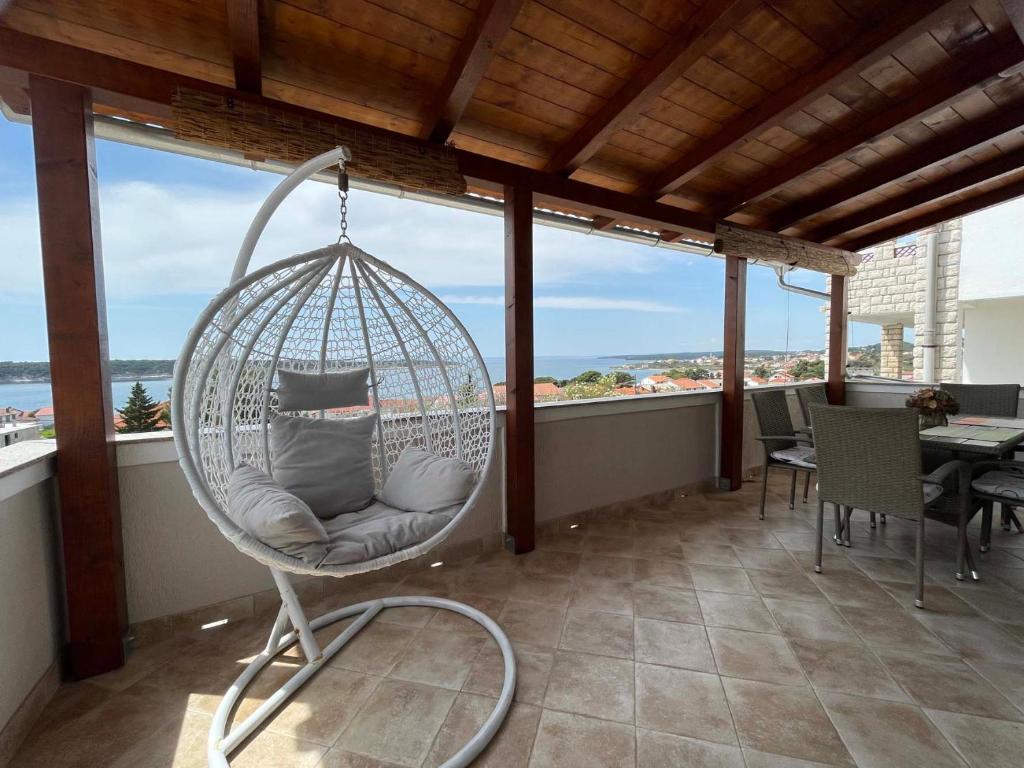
[14,474,1024,767]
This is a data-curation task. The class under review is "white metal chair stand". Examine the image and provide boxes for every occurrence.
[171,147,515,767]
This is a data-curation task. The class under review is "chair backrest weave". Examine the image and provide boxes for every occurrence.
[796,383,828,427]
[939,383,1020,418]
[751,389,797,452]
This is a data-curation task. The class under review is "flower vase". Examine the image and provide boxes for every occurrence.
[918,410,948,430]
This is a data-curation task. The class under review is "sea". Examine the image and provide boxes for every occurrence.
[0,356,670,413]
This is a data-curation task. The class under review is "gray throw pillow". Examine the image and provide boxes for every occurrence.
[276,367,370,411]
[271,412,377,518]
[226,464,328,565]
[379,446,476,513]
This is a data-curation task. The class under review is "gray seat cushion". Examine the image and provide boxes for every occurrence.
[770,445,816,469]
[379,446,476,513]
[972,469,1024,501]
[270,412,377,518]
[318,500,457,567]
[922,481,944,506]
[227,464,329,564]
[276,367,370,411]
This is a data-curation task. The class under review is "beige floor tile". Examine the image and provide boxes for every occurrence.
[849,555,927,585]
[966,657,1024,711]
[633,558,694,589]
[328,622,418,677]
[521,550,582,578]
[637,728,744,767]
[635,617,716,672]
[570,577,635,615]
[375,606,438,628]
[925,709,1024,768]
[108,708,211,768]
[912,614,1024,663]
[528,709,635,768]
[508,574,574,606]
[689,565,755,595]
[231,729,329,768]
[388,628,484,690]
[232,662,381,745]
[583,535,638,558]
[819,691,966,768]
[335,679,456,767]
[787,637,909,702]
[698,592,779,633]
[723,678,852,766]
[426,593,505,637]
[455,567,517,600]
[875,581,978,616]
[579,553,635,581]
[633,536,685,561]
[635,663,737,745]
[497,601,566,648]
[559,608,634,659]
[808,572,900,610]
[747,571,827,603]
[837,606,953,654]
[733,548,800,573]
[878,649,1023,721]
[463,642,552,706]
[949,584,1024,625]
[317,748,405,767]
[741,749,838,767]
[543,650,635,723]
[633,584,702,624]
[423,694,540,768]
[764,599,858,643]
[708,627,805,686]
[682,543,742,567]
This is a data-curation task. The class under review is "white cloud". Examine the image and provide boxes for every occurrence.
[443,294,684,313]
[0,175,696,298]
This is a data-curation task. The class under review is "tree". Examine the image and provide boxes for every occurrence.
[573,370,603,384]
[791,359,825,380]
[681,365,712,380]
[752,364,771,379]
[563,374,618,400]
[117,381,162,433]
[611,371,634,386]
[534,376,558,384]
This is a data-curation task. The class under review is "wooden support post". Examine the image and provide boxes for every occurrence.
[720,254,747,491]
[504,184,535,554]
[828,274,848,404]
[30,75,127,679]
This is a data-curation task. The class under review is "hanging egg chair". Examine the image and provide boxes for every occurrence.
[171,147,513,767]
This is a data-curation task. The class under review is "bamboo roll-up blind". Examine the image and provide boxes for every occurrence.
[715,222,860,276]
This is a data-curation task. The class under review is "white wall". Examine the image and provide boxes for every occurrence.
[0,444,61,747]
[961,198,1024,302]
[961,297,1024,385]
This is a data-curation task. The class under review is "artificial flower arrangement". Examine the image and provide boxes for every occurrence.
[906,387,960,428]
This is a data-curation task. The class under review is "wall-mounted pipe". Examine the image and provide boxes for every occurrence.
[921,232,939,382]
[773,266,830,301]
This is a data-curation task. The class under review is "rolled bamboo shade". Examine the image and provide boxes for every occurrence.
[715,222,860,276]
[171,89,466,196]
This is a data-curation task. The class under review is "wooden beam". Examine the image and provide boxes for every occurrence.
[504,183,535,554]
[644,0,974,198]
[718,39,1024,215]
[660,230,687,243]
[422,0,524,143]
[720,254,747,491]
[29,75,127,680]
[590,215,617,231]
[836,174,1024,252]
[767,107,1024,232]
[809,145,1024,243]
[827,275,848,404]
[225,0,261,94]
[1001,0,1024,44]
[0,27,717,239]
[543,0,759,174]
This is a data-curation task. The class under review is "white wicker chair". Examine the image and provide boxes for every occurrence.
[171,147,513,767]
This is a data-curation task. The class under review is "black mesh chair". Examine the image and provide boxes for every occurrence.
[809,405,975,607]
[750,389,816,520]
[940,382,1022,539]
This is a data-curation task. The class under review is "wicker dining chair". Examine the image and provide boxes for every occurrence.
[969,460,1024,551]
[809,405,975,607]
[751,389,816,520]
[940,382,1022,538]
[796,383,828,428]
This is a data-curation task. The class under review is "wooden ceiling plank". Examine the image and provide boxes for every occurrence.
[1001,0,1024,43]
[422,0,525,144]
[543,0,760,174]
[718,38,1024,215]
[590,214,617,230]
[767,103,1024,231]
[643,0,976,197]
[835,173,1024,250]
[808,144,1024,241]
[225,0,261,93]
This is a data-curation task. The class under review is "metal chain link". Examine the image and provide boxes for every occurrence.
[337,161,350,244]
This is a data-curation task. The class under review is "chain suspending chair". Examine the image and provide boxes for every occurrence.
[172,147,513,767]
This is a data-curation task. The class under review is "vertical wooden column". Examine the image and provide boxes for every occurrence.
[720,254,747,491]
[504,183,535,553]
[828,274,848,404]
[30,75,127,679]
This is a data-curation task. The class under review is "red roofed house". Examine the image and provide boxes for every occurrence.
[670,378,703,391]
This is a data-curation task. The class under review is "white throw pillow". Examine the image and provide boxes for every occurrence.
[227,464,328,564]
[271,412,377,518]
[380,446,476,513]
[276,367,370,411]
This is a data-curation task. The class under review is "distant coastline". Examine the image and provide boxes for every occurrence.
[0,360,175,385]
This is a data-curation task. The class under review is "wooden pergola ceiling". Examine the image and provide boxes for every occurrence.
[2,0,1024,251]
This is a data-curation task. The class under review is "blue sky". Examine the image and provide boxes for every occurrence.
[0,116,874,363]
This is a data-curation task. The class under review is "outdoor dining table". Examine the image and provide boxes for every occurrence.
[919,414,1024,456]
